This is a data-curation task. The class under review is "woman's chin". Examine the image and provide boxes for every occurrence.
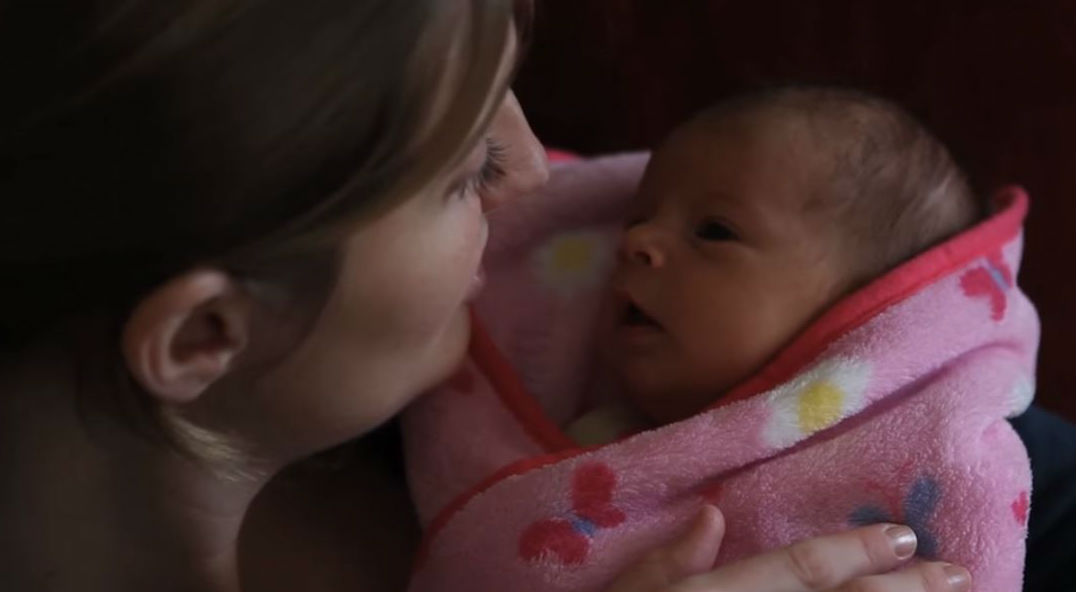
[421,306,473,391]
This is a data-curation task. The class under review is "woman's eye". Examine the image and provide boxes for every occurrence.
[695,219,737,241]
[454,138,508,200]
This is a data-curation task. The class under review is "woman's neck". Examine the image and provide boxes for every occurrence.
[0,350,277,592]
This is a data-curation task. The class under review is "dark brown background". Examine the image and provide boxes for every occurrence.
[515,0,1075,421]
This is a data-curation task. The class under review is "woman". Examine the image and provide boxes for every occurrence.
[0,1,972,591]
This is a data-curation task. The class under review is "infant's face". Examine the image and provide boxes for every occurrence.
[601,115,846,424]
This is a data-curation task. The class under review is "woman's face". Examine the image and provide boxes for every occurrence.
[248,92,548,457]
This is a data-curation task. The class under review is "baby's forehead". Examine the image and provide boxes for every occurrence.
[685,106,821,153]
[649,112,829,198]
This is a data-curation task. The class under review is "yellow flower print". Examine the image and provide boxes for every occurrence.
[762,357,872,449]
[534,230,616,296]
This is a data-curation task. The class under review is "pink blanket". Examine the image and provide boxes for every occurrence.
[403,153,1036,592]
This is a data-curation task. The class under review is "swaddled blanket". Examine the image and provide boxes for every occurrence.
[403,153,1037,592]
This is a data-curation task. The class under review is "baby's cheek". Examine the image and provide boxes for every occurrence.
[679,316,765,391]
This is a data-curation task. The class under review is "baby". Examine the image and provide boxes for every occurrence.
[404,87,1034,592]
[575,86,981,439]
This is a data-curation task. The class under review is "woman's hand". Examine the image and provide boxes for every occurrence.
[606,506,971,592]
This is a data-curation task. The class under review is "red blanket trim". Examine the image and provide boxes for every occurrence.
[545,147,581,163]
[470,312,579,452]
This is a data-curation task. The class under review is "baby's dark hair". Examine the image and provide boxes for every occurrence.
[703,86,981,289]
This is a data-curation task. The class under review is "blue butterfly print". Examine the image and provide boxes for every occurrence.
[849,475,941,559]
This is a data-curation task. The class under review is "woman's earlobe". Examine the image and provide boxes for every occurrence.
[122,269,252,404]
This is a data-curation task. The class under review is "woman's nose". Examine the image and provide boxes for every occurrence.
[620,223,667,268]
[480,91,549,213]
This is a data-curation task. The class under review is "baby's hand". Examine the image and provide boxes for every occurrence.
[605,506,971,592]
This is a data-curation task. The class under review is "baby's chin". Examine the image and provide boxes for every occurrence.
[598,330,725,425]
[610,365,704,426]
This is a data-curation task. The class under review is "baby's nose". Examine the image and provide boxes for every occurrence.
[620,224,667,268]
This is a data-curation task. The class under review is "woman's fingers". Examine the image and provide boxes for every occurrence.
[662,506,726,578]
[672,523,923,592]
[606,505,726,592]
[607,518,972,592]
[832,562,972,592]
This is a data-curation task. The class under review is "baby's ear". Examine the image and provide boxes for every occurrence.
[121,269,252,404]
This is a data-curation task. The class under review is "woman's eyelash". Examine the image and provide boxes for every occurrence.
[457,139,508,199]
[695,219,737,241]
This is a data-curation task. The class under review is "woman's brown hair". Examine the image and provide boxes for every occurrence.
[0,0,530,463]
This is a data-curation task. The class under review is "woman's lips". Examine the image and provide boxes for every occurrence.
[466,266,486,300]
[467,221,489,301]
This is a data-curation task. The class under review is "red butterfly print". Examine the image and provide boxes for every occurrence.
[1011,491,1030,527]
[697,480,724,506]
[960,251,1013,321]
[518,462,626,566]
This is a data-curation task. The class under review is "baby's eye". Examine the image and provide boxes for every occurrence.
[695,219,737,241]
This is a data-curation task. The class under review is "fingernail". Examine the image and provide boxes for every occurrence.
[944,565,971,591]
[884,525,917,559]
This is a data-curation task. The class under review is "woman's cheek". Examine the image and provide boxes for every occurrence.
[370,195,484,343]
[443,196,487,297]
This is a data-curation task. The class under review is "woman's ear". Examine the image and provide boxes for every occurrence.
[122,269,252,404]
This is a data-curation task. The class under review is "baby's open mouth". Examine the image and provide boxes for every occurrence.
[623,302,661,329]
